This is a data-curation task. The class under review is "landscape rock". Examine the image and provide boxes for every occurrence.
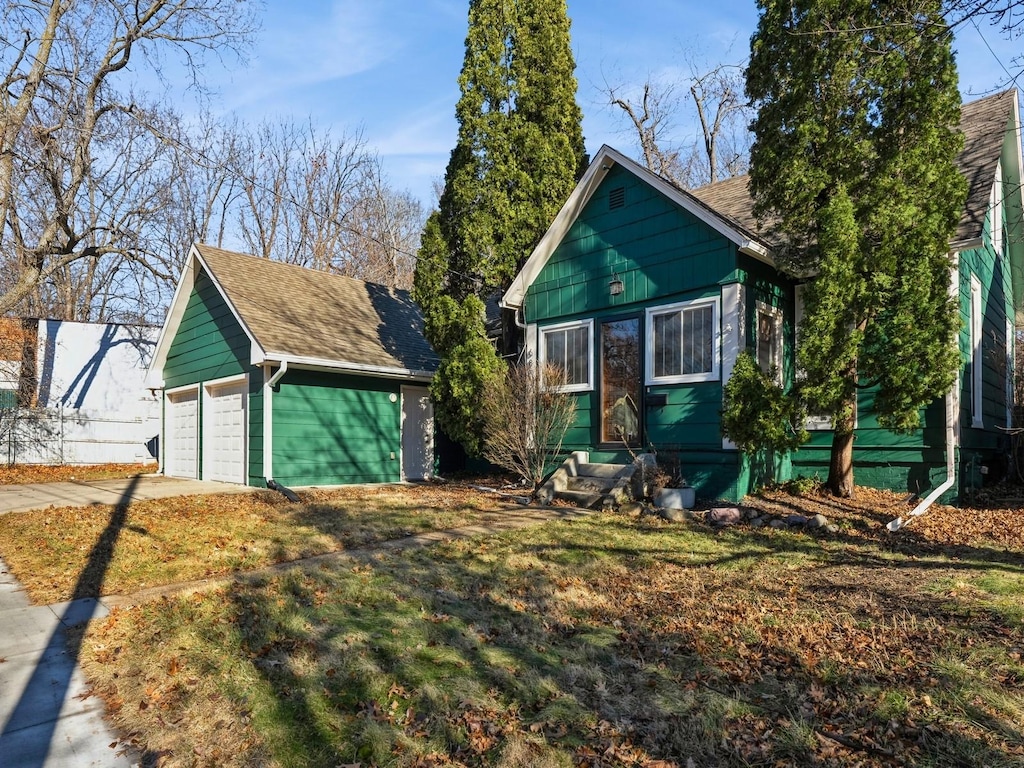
[806,513,830,529]
[660,507,698,523]
[768,518,787,529]
[750,516,767,528]
[785,514,809,526]
[619,501,645,517]
[707,507,744,526]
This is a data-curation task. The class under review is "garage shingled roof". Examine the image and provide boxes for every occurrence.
[194,245,438,375]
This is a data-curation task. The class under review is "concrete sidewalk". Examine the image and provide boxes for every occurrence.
[0,475,252,516]
[0,558,137,767]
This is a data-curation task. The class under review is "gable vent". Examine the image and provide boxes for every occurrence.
[608,186,625,210]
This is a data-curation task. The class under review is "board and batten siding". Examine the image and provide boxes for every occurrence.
[270,369,402,487]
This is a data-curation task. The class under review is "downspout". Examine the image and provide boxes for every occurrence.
[886,387,957,531]
[263,360,288,483]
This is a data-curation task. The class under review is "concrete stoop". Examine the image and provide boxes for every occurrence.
[537,451,636,509]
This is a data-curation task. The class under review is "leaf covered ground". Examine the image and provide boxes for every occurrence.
[55,482,1024,768]
[0,462,153,485]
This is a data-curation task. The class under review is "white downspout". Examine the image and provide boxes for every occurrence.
[887,259,960,531]
[263,360,288,482]
[887,388,957,531]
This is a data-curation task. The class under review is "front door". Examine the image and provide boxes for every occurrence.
[600,317,641,446]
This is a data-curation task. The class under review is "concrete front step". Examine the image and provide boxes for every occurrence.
[538,452,636,509]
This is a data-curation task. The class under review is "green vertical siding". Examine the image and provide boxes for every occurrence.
[164,269,249,389]
[958,229,1013,492]
[271,369,402,486]
[248,371,264,487]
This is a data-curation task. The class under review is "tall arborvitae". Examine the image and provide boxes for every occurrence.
[746,0,966,497]
[415,0,586,455]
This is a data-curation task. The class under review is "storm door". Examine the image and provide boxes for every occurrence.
[600,317,641,445]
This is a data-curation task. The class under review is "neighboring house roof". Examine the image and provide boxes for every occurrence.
[147,244,438,387]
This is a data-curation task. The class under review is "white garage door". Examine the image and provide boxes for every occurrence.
[203,380,247,483]
[166,389,198,479]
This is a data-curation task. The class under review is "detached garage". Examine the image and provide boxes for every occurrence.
[146,244,439,487]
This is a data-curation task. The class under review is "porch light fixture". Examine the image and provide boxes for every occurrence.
[609,276,624,296]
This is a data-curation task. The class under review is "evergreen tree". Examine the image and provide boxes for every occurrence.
[414,0,586,455]
[746,0,967,497]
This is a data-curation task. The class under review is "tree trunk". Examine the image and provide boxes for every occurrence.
[827,391,856,497]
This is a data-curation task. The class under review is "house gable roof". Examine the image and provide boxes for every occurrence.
[505,90,1022,311]
[692,90,1020,249]
[501,145,773,309]
[147,244,438,387]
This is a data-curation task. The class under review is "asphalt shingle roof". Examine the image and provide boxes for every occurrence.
[690,90,1017,247]
[194,244,438,374]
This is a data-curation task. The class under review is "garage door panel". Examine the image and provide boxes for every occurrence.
[166,390,198,479]
[204,381,246,484]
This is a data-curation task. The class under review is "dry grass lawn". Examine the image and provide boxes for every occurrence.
[0,483,521,603]
[0,462,153,485]
[24,481,1018,767]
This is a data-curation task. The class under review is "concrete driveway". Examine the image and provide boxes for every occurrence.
[0,474,252,516]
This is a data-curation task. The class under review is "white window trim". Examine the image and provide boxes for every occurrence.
[538,318,594,393]
[991,159,1004,255]
[971,275,984,429]
[755,300,784,386]
[1006,317,1014,430]
[645,296,721,385]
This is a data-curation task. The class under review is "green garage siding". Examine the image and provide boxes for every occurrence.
[247,373,264,487]
[164,269,249,389]
[271,369,402,486]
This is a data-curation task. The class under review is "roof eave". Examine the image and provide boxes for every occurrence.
[261,353,435,382]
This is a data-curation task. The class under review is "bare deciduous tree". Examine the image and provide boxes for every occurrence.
[481,363,577,495]
[606,59,753,189]
[227,120,424,289]
[0,0,258,321]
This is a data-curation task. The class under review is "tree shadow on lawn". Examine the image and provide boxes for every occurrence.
[221,513,1024,767]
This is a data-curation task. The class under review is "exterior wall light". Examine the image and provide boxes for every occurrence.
[609,277,624,296]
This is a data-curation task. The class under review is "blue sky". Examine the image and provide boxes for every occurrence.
[178,0,1021,209]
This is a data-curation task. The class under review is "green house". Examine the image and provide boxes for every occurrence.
[146,245,439,488]
[502,90,1024,505]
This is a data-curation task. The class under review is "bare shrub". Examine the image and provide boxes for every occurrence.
[481,363,577,494]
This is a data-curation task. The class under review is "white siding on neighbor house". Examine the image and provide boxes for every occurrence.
[0,320,160,464]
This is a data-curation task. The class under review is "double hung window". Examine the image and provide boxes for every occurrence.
[646,298,719,384]
[539,320,593,392]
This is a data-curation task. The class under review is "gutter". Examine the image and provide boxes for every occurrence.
[887,256,961,533]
